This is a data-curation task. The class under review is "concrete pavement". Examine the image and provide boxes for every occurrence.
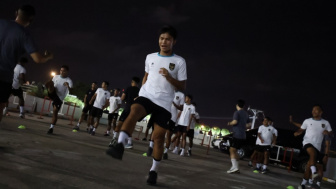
[0,112,335,189]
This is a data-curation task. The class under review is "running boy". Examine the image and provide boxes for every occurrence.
[294,105,332,189]
[73,82,97,131]
[105,88,121,136]
[187,103,200,157]
[88,81,110,136]
[106,25,187,185]
[45,65,72,134]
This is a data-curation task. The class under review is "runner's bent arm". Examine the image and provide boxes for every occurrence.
[30,51,53,63]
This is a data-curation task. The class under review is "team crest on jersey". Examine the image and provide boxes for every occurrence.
[169,63,175,71]
[322,124,325,128]
[268,129,271,131]
[105,92,107,95]
[176,96,179,100]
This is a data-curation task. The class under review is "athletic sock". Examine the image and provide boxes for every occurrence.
[231,159,238,169]
[188,147,192,150]
[113,132,118,139]
[50,124,54,129]
[93,127,96,132]
[150,158,161,172]
[316,181,320,186]
[128,137,132,145]
[149,140,154,148]
[256,163,261,169]
[310,165,317,174]
[308,179,313,184]
[262,164,267,170]
[118,131,129,146]
[19,106,24,114]
[77,122,80,127]
[90,125,93,129]
[106,130,110,134]
[181,149,185,155]
[164,148,168,154]
[301,179,307,185]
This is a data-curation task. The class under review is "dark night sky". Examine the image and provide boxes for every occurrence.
[1,1,336,143]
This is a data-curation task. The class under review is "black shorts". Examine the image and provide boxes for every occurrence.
[108,113,119,121]
[119,106,130,122]
[82,104,93,114]
[90,107,103,118]
[177,125,188,133]
[134,97,171,130]
[187,129,195,138]
[256,145,271,152]
[0,81,12,103]
[147,117,154,129]
[11,87,24,99]
[168,120,176,132]
[230,137,246,149]
[303,143,320,162]
[48,90,63,109]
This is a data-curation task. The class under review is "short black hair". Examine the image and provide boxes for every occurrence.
[19,57,28,63]
[313,104,323,112]
[237,99,245,108]
[61,65,69,71]
[103,81,109,86]
[132,77,140,84]
[264,116,272,122]
[159,25,178,40]
[186,94,193,101]
[18,5,35,22]
[114,88,120,91]
[92,81,97,85]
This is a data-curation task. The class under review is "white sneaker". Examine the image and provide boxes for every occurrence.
[172,148,178,154]
[19,113,25,118]
[180,151,184,156]
[227,167,240,174]
[124,144,133,149]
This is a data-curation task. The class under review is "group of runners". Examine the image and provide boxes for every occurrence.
[0,4,334,188]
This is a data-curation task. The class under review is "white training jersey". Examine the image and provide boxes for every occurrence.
[171,91,185,122]
[52,75,73,101]
[189,112,200,129]
[256,125,277,146]
[178,103,196,127]
[109,96,121,113]
[301,118,332,151]
[12,64,26,89]
[93,88,110,109]
[139,53,187,112]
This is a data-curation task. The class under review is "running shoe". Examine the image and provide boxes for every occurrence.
[187,149,192,156]
[163,152,168,159]
[47,128,53,134]
[312,172,319,180]
[172,148,178,154]
[91,131,95,136]
[73,126,80,131]
[261,168,267,174]
[19,113,25,119]
[106,143,124,160]
[147,147,153,156]
[298,184,306,189]
[142,138,147,141]
[104,133,110,136]
[253,167,260,173]
[88,128,93,134]
[146,171,157,185]
[227,167,240,174]
[248,161,253,167]
[124,143,133,149]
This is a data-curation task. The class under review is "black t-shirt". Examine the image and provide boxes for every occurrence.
[85,88,97,104]
[124,86,140,108]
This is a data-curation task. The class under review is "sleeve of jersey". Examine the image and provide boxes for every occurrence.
[144,55,149,73]
[326,121,332,132]
[258,126,262,133]
[23,31,37,54]
[273,128,278,136]
[191,106,196,114]
[180,95,185,105]
[68,79,73,88]
[300,120,308,129]
[177,59,187,81]
[233,111,238,121]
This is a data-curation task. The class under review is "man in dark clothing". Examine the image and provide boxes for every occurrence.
[227,99,251,173]
[0,5,53,123]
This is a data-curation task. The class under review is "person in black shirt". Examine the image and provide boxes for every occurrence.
[73,82,97,131]
[108,77,140,145]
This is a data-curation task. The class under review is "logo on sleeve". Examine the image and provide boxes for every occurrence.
[169,63,175,71]
[322,124,325,128]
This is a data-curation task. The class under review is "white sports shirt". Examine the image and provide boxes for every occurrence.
[139,53,187,112]
[301,118,332,151]
[12,64,26,89]
[52,75,73,101]
[109,96,121,113]
[178,103,195,127]
[93,88,110,109]
[189,112,200,129]
[256,125,277,146]
[171,91,185,122]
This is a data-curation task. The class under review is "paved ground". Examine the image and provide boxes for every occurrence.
[0,112,335,189]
